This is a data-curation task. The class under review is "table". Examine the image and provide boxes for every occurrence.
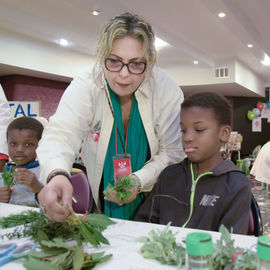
[0,203,258,270]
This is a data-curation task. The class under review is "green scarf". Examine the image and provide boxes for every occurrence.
[103,84,148,220]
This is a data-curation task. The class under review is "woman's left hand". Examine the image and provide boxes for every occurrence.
[104,175,140,205]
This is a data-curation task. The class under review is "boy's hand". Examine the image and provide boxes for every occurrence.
[14,168,43,193]
[0,187,13,203]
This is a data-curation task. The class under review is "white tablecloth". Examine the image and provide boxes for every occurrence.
[0,203,257,270]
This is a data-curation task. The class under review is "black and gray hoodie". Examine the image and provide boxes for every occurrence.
[135,158,252,234]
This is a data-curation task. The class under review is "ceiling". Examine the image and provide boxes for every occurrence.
[0,0,270,97]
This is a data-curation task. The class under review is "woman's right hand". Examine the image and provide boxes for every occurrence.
[38,175,73,222]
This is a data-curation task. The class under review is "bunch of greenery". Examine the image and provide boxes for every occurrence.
[0,210,115,247]
[23,234,112,270]
[136,223,185,268]
[233,250,256,270]
[104,175,138,201]
[212,225,256,270]
[1,210,116,269]
[212,225,237,269]
[1,164,16,187]
[137,224,257,270]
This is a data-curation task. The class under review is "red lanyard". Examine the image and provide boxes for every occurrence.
[115,122,129,156]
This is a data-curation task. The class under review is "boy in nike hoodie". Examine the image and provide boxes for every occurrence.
[135,92,251,234]
[0,117,44,207]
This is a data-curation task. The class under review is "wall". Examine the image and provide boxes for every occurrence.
[0,75,69,119]
[233,89,270,156]
[1,74,269,157]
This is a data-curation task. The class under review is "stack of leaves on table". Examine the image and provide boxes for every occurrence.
[0,210,116,269]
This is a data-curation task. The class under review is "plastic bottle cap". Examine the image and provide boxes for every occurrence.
[186,232,213,256]
[257,235,270,261]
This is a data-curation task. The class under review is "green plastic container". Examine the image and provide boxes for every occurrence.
[186,232,213,270]
[257,235,270,270]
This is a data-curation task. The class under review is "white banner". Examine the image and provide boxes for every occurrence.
[8,101,41,118]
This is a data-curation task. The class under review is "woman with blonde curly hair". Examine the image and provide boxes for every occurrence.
[37,12,185,221]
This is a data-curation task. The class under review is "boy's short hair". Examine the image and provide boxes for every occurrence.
[182,92,232,126]
[7,117,44,140]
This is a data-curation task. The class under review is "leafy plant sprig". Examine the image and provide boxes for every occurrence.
[0,210,40,228]
[66,212,110,247]
[233,250,256,270]
[104,175,138,201]
[212,225,238,270]
[136,223,185,268]
[213,225,256,270]
[2,164,16,187]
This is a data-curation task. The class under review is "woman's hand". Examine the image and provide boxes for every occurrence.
[0,186,13,203]
[38,175,73,222]
[104,174,141,205]
[14,168,43,193]
[104,185,139,205]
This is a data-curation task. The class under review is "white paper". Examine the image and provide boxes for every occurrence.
[261,107,270,118]
[252,117,262,132]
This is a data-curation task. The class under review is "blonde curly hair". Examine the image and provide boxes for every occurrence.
[94,12,156,78]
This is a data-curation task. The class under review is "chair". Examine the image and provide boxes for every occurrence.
[70,171,94,214]
[236,145,261,177]
[247,194,263,236]
[72,162,87,175]
[249,145,261,165]
[236,158,250,175]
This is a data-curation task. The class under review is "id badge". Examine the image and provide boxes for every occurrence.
[113,154,132,183]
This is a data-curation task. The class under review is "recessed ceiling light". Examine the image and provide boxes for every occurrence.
[193,60,199,64]
[58,38,69,47]
[261,54,270,66]
[155,37,169,50]
[247,44,253,48]
[218,12,226,18]
[92,10,100,16]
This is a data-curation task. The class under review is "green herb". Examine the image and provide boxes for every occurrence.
[0,210,115,247]
[136,223,185,268]
[23,237,112,270]
[2,165,16,187]
[66,213,110,247]
[212,225,238,270]
[137,224,256,270]
[233,250,256,270]
[104,175,138,201]
[0,210,40,228]
[212,225,256,270]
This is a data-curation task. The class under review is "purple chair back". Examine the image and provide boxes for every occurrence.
[247,209,254,235]
[70,171,93,214]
